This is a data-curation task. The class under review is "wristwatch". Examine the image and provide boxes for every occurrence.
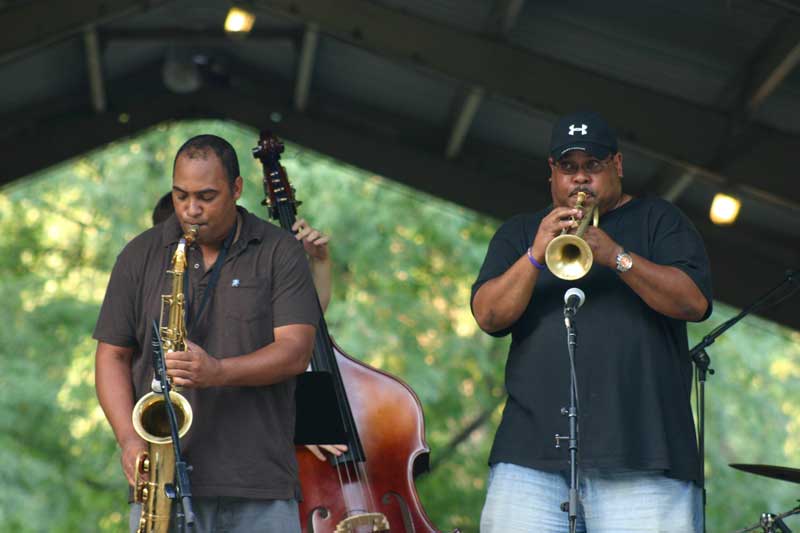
[615,251,633,273]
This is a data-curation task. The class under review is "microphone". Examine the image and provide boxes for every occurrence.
[150,320,165,393]
[563,288,586,319]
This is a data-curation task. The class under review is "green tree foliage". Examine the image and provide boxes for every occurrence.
[1,120,798,532]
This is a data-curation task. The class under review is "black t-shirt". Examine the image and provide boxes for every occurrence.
[471,196,712,483]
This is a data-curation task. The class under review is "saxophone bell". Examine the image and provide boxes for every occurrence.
[131,392,193,533]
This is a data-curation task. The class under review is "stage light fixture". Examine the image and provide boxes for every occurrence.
[225,6,256,34]
[709,193,741,225]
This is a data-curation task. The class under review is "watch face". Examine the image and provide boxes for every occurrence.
[617,253,633,271]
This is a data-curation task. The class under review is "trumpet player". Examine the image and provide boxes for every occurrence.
[94,134,319,532]
[472,111,712,532]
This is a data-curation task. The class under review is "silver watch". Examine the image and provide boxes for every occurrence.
[616,251,633,272]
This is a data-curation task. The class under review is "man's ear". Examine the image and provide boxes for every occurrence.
[233,175,243,200]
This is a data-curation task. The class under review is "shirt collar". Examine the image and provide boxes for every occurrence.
[160,212,183,248]
[232,206,263,252]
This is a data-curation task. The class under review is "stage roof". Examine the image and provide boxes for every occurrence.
[1,0,798,329]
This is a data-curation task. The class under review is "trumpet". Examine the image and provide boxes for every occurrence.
[545,192,599,280]
[131,225,197,533]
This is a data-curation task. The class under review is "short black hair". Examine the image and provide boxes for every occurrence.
[152,192,174,226]
[173,134,240,189]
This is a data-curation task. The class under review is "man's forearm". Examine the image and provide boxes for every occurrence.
[619,253,708,321]
[217,327,315,387]
[473,253,540,333]
[310,259,332,312]
[95,344,138,447]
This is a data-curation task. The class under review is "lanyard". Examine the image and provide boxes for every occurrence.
[183,216,239,332]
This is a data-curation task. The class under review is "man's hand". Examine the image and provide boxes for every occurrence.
[582,226,623,269]
[165,340,222,388]
[292,218,330,262]
[305,444,348,461]
[530,207,582,263]
[293,218,333,312]
[121,435,148,487]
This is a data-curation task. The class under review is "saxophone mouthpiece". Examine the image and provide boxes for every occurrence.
[185,225,199,245]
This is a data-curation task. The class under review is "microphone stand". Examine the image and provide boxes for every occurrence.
[151,320,196,532]
[690,270,799,533]
[556,307,581,533]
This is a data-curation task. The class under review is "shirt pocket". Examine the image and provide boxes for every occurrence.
[219,275,275,350]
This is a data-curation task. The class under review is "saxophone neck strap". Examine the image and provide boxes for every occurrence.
[183,216,239,332]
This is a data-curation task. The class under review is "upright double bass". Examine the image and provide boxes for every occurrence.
[253,132,457,533]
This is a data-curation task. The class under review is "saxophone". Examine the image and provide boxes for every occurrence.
[131,225,198,533]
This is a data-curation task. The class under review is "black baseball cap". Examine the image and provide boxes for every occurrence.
[549,111,618,161]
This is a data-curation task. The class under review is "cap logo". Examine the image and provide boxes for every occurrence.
[568,124,588,136]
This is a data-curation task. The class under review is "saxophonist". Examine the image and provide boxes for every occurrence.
[94,134,319,533]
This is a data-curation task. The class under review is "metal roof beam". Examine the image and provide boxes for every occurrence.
[485,0,526,37]
[0,0,170,65]
[257,0,800,204]
[99,27,299,44]
[83,26,106,113]
[294,23,319,112]
[681,16,800,202]
[0,62,547,219]
[660,171,695,203]
[256,0,727,164]
[745,15,800,115]
[445,1,524,158]
[445,86,483,159]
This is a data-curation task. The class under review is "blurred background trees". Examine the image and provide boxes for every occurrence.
[1,121,798,532]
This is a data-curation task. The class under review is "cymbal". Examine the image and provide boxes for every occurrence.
[730,463,800,484]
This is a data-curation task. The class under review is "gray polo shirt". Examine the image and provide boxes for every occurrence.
[94,207,320,500]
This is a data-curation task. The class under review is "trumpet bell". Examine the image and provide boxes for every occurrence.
[544,234,594,280]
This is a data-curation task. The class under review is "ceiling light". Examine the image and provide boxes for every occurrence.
[709,193,741,225]
[225,7,256,34]
[162,49,202,94]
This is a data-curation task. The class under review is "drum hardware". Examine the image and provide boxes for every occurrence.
[731,464,800,485]
[730,463,800,533]
[732,506,799,533]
